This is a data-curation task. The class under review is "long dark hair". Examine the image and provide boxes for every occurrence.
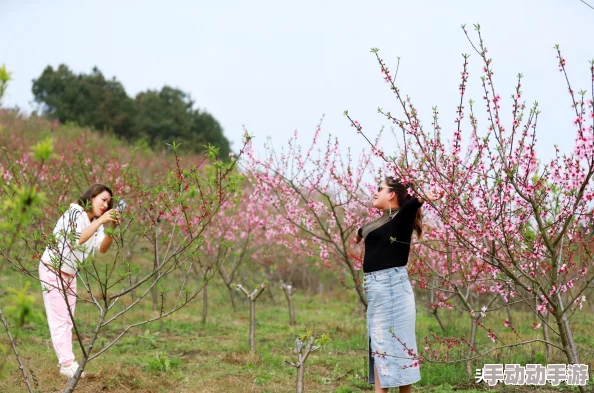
[78,183,113,212]
[385,176,423,237]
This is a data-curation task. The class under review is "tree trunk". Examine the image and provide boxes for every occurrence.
[466,318,478,378]
[505,302,513,327]
[282,283,296,326]
[290,336,316,393]
[542,312,551,363]
[535,296,552,362]
[556,314,580,363]
[342,258,367,309]
[228,286,237,312]
[556,318,585,393]
[428,281,446,332]
[553,294,585,393]
[151,262,158,312]
[433,308,446,333]
[249,299,256,353]
[126,249,136,302]
[201,280,208,325]
[354,276,367,310]
[296,364,305,393]
[152,226,160,312]
[219,267,237,312]
[237,283,265,354]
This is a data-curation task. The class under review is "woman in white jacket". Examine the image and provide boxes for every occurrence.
[39,183,119,378]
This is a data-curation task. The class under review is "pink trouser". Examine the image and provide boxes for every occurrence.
[39,262,77,366]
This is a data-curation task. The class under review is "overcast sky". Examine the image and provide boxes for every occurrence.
[1,0,593,162]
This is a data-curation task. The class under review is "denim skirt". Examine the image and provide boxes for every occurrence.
[364,266,421,388]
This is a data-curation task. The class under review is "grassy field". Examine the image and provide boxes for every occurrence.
[2,102,594,393]
[1,267,593,393]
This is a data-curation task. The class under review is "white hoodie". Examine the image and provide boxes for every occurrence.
[40,203,106,276]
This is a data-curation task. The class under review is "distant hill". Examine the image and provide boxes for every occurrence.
[31,64,232,158]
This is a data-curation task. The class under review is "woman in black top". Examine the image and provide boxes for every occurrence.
[356,176,441,393]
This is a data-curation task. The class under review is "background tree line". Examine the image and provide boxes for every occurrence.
[31,64,231,158]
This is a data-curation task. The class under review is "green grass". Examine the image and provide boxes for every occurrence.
[0,269,593,393]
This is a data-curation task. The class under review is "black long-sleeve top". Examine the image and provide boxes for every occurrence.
[358,198,422,273]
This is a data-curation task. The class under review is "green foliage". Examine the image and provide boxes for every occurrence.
[0,64,11,105]
[139,330,160,349]
[32,64,232,157]
[132,87,193,148]
[32,65,134,138]
[191,110,231,158]
[145,352,182,373]
[132,86,231,157]
[0,185,46,233]
[297,329,331,348]
[315,333,331,347]
[4,282,40,328]
[429,384,456,393]
[30,137,56,161]
[333,387,360,393]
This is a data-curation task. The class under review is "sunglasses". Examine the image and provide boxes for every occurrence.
[377,185,394,193]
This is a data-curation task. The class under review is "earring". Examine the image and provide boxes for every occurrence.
[389,206,392,216]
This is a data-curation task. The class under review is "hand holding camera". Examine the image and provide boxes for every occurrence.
[100,200,126,227]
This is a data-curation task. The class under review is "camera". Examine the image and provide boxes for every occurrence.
[116,199,127,211]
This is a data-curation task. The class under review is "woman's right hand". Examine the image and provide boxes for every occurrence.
[99,209,120,226]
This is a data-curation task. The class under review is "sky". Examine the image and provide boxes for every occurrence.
[1,0,593,163]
